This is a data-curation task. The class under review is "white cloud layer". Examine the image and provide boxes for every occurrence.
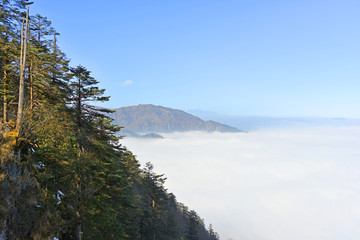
[121,126,360,240]
[121,80,133,86]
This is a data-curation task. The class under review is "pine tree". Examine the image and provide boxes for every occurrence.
[208,224,219,240]
[67,65,133,239]
[0,0,29,124]
[186,210,199,240]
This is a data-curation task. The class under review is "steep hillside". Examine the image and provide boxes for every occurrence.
[111,104,241,133]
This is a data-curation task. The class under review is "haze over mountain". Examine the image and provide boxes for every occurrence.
[188,109,360,131]
[111,104,240,135]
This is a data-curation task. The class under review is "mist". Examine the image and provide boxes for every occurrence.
[121,126,360,240]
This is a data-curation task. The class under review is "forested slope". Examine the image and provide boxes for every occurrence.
[0,1,219,239]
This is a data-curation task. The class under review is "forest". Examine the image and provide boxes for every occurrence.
[0,1,219,239]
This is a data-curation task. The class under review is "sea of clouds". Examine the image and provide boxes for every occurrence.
[121,126,360,240]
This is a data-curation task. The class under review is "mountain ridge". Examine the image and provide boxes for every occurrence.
[111,104,241,134]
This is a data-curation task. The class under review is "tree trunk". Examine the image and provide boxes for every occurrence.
[16,6,29,135]
[30,59,33,111]
[76,77,82,240]
[75,211,81,240]
[53,33,57,82]
[3,57,8,123]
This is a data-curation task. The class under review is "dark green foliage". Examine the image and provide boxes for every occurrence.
[137,162,174,240]
[186,210,199,240]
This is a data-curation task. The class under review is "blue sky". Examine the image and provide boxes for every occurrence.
[31,0,360,118]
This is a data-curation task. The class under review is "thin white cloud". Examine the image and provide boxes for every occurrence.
[121,80,133,86]
[121,127,360,240]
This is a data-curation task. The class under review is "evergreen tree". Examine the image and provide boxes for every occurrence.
[67,65,109,239]
[208,224,219,240]
[0,0,30,124]
[67,65,139,239]
[186,210,199,240]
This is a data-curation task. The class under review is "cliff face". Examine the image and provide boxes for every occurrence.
[111,104,241,133]
[0,124,39,240]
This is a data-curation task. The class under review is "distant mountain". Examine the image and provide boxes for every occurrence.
[121,129,164,139]
[111,104,241,134]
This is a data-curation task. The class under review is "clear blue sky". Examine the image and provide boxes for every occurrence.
[31,0,360,118]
